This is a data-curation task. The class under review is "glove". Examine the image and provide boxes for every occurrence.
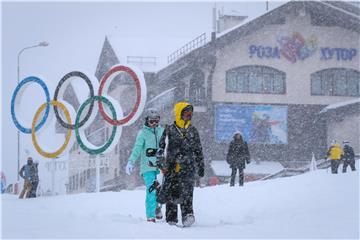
[156,148,164,158]
[125,162,134,175]
[198,167,205,177]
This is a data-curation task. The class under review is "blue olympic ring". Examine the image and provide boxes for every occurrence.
[11,76,51,134]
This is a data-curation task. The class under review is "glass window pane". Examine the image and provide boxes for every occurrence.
[347,75,360,96]
[226,72,237,92]
[334,71,347,96]
[237,72,247,92]
[274,74,285,94]
[227,66,285,94]
[311,74,322,95]
[249,72,262,93]
[322,71,333,95]
[263,73,272,93]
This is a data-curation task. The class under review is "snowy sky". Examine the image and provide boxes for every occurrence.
[1,1,285,184]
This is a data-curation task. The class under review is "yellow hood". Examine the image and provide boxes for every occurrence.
[174,102,192,129]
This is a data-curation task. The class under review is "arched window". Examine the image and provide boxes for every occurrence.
[226,65,286,94]
[311,68,360,96]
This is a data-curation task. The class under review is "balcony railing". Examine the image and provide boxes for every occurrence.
[167,33,206,64]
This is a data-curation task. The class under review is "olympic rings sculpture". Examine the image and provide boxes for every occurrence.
[11,64,147,158]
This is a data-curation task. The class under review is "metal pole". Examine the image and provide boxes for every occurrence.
[51,161,55,195]
[16,42,49,182]
[96,155,100,193]
[17,51,21,181]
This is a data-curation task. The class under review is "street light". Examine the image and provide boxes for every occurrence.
[16,41,49,181]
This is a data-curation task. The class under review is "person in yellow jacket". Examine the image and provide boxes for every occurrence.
[327,140,343,174]
[157,102,205,227]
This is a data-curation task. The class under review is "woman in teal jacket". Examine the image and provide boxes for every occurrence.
[126,108,164,222]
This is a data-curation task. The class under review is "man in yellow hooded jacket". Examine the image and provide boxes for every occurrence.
[156,102,205,227]
[327,140,343,174]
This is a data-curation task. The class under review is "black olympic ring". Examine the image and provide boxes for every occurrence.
[53,71,95,130]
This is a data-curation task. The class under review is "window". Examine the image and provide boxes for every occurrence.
[189,70,205,104]
[311,68,360,96]
[226,65,286,94]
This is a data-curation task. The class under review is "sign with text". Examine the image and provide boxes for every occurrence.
[249,32,357,63]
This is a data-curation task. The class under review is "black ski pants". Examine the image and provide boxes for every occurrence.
[331,160,340,174]
[230,167,244,186]
[165,181,194,224]
[343,160,356,172]
[29,181,38,198]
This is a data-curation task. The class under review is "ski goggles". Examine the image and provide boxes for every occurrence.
[148,119,159,124]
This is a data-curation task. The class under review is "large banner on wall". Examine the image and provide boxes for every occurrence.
[215,104,288,144]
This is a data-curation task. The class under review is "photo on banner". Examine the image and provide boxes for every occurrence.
[215,104,288,144]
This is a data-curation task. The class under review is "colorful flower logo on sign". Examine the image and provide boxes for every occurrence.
[277,32,317,63]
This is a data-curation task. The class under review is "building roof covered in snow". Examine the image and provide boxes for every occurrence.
[157,0,360,78]
[319,98,360,117]
[319,98,360,114]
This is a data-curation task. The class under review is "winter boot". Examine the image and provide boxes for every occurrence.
[147,218,156,223]
[155,206,163,220]
[182,214,195,227]
[167,221,177,226]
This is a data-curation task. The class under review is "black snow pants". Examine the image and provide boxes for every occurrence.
[230,167,244,186]
[165,177,195,224]
[343,160,356,172]
[331,160,340,174]
[29,181,38,198]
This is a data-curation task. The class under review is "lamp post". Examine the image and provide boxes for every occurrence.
[16,41,49,181]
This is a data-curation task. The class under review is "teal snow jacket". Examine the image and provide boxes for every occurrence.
[128,124,164,175]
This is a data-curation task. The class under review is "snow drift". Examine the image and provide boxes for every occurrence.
[1,163,359,239]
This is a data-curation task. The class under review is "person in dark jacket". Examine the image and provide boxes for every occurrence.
[28,160,39,198]
[156,102,204,227]
[342,141,356,173]
[226,132,250,187]
[19,157,39,199]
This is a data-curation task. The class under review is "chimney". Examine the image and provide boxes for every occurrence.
[211,5,217,42]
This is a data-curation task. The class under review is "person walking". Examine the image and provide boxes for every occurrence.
[19,157,39,199]
[226,131,250,187]
[342,141,356,172]
[327,140,343,174]
[125,108,164,223]
[156,102,205,227]
[28,160,39,198]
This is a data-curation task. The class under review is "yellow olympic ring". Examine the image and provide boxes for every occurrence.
[31,100,72,158]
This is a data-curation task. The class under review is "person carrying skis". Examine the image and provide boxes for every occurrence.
[342,141,356,172]
[156,102,205,227]
[19,156,38,199]
[226,131,250,187]
[327,140,343,174]
[125,108,164,222]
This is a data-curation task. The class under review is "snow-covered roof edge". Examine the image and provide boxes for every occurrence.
[216,1,288,39]
[319,98,360,114]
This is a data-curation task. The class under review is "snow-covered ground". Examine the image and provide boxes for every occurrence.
[1,163,359,239]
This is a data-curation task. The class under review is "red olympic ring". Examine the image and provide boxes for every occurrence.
[98,65,143,126]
